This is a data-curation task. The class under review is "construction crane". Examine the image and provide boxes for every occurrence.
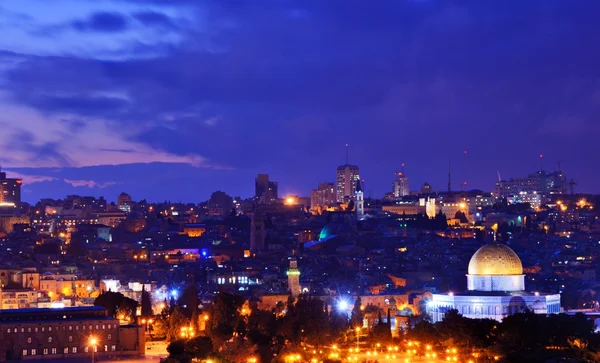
[557,160,566,174]
[569,179,577,195]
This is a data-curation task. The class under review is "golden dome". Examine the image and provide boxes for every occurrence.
[468,243,523,275]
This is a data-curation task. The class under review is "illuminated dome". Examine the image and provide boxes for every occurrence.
[468,243,523,276]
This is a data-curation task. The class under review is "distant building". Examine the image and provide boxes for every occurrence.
[420,182,433,195]
[0,170,22,212]
[311,182,336,210]
[336,165,360,203]
[287,257,301,297]
[250,208,266,253]
[392,171,409,197]
[0,306,145,361]
[207,191,233,216]
[117,192,132,213]
[255,174,278,204]
[355,179,364,220]
[495,170,567,198]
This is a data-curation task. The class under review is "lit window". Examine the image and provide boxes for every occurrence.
[68,336,73,343]
[72,347,77,354]
[48,337,52,343]
[43,348,48,355]
[108,334,112,340]
[69,326,72,331]
[22,350,27,356]
[64,348,68,354]
[111,345,116,352]
[51,348,57,355]
[49,327,52,332]
[31,349,36,356]
[27,337,32,344]
[102,325,105,329]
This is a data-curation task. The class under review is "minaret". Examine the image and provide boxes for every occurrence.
[287,257,301,297]
[355,179,364,220]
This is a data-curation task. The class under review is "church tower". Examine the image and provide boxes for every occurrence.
[250,207,266,253]
[287,257,301,297]
[355,179,364,220]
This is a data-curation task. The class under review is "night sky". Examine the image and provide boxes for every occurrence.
[1,0,599,203]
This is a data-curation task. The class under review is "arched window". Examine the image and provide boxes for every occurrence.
[68,336,73,343]
[27,337,32,344]
[48,337,52,343]
[108,334,112,340]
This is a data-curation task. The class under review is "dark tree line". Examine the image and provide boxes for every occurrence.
[408,309,600,363]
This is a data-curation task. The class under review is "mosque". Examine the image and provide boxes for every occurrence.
[428,242,561,322]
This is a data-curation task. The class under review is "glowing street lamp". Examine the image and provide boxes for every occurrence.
[89,337,98,363]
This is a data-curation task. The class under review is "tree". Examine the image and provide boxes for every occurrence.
[350,296,363,328]
[184,336,213,360]
[94,291,138,318]
[208,292,245,347]
[141,286,153,317]
[370,311,392,343]
[168,307,189,342]
[153,318,168,340]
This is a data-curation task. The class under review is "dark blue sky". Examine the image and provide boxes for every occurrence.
[1,0,599,203]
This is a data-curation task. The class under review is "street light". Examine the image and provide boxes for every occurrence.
[89,337,98,363]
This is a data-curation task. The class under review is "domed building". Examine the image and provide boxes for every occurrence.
[428,243,561,322]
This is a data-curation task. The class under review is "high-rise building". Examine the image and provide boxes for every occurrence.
[494,170,567,199]
[255,174,278,204]
[336,165,360,203]
[311,182,336,209]
[392,171,409,197]
[0,170,22,210]
[117,192,132,213]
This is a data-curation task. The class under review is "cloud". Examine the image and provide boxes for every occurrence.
[64,179,117,188]
[72,12,128,32]
[0,92,208,169]
[2,170,57,184]
[134,11,176,28]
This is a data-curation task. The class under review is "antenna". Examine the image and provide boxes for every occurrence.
[497,171,502,182]
[557,160,565,173]
[345,144,349,165]
[462,150,467,191]
[539,153,544,172]
[447,160,452,194]
[401,161,405,174]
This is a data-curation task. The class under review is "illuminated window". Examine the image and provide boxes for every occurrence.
[68,336,73,343]
[72,347,77,354]
[31,349,36,356]
[51,348,57,355]
[27,337,32,344]
[43,348,48,355]
[108,334,112,340]
[48,337,52,343]
[64,348,68,354]
[22,350,27,356]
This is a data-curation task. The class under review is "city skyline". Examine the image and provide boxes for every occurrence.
[1,1,599,202]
